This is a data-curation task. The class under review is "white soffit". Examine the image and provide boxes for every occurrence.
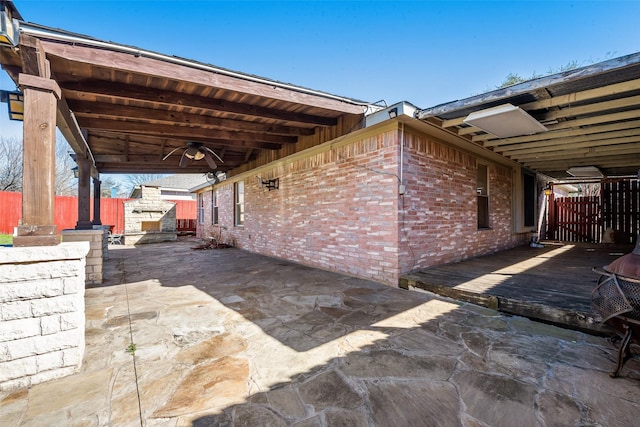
[566,166,604,178]
[463,103,548,138]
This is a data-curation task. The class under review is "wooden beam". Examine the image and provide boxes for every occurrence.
[62,81,338,126]
[13,74,60,246]
[538,94,640,122]
[79,118,297,144]
[521,78,640,111]
[18,36,98,175]
[476,109,640,145]
[69,100,315,135]
[42,40,366,114]
[511,144,640,161]
[498,130,640,156]
[523,155,640,169]
[88,131,282,152]
[479,114,640,147]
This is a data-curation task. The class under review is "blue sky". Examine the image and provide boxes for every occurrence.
[2,1,639,142]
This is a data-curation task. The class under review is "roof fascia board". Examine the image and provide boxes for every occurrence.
[19,23,369,114]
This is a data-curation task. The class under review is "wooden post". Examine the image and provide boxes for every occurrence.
[13,74,61,247]
[92,177,102,225]
[547,192,556,240]
[75,154,93,230]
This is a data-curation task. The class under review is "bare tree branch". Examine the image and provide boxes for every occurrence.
[0,137,23,192]
[55,137,77,196]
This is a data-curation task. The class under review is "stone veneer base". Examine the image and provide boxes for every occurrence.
[61,229,104,285]
[0,242,89,391]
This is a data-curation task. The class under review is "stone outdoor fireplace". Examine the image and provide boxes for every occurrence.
[123,186,177,245]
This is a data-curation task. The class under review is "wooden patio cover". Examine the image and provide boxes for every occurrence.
[0,20,369,177]
[416,54,640,180]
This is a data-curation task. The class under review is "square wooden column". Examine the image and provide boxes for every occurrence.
[75,154,93,230]
[92,177,102,225]
[13,74,61,247]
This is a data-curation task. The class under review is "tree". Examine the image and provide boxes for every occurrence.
[0,135,77,195]
[495,56,616,89]
[0,136,22,191]
[125,174,166,187]
[99,176,122,198]
[54,137,77,196]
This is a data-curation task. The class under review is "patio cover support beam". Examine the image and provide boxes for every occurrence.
[92,177,102,225]
[12,74,61,246]
[75,153,93,230]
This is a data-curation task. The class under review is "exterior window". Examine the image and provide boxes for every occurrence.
[198,193,205,224]
[235,181,244,226]
[211,189,218,225]
[523,172,536,227]
[477,164,489,229]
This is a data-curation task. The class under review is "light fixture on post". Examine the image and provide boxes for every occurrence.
[0,90,24,121]
[463,103,547,138]
[256,176,279,191]
[0,2,19,46]
[69,153,79,178]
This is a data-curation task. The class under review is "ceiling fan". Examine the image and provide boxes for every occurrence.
[162,142,223,169]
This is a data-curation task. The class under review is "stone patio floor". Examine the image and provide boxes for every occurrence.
[2,238,640,426]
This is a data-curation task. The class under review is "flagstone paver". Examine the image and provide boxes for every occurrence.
[1,239,639,426]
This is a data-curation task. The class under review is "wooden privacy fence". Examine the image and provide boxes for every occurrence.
[548,195,601,243]
[0,191,196,235]
[602,180,640,243]
[547,180,640,244]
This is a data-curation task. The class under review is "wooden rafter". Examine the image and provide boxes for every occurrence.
[41,40,367,114]
[68,100,315,135]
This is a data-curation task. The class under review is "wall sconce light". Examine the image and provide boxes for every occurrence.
[72,166,79,179]
[0,90,24,121]
[257,176,279,191]
[544,184,552,196]
[388,107,398,119]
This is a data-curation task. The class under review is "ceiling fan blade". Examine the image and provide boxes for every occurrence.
[162,146,183,161]
[179,151,190,167]
[202,151,218,170]
[202,146,224,163]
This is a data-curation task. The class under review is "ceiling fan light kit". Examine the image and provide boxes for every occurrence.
[162,142,223,170]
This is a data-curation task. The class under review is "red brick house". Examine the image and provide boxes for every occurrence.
[192,102,535,286]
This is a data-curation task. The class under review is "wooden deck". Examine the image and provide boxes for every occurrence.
[400,241,635,334]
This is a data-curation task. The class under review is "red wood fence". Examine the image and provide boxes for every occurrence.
[0,191,196,234]
[547,180,639,244]
[602,180,640,243]
[548,195,601,243]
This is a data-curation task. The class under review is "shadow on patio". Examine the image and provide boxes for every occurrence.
[3,239,639,426]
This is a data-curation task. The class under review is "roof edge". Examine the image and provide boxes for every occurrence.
[17,21,372,109]
[416,51,640,119]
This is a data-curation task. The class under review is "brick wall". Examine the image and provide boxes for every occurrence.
[199,129,402,285]
[0,242,89,391]
[399,129,526,273]
[196,122,527,286]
